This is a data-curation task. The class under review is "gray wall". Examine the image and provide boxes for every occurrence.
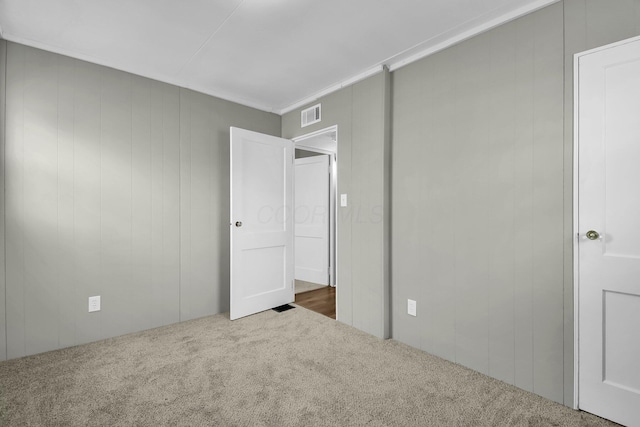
[3,0,640,405]
[561,0,640,404]
[0,40,7,360]
[179,89,280,319]
[392,3,565,403]
[282,69,391,339]
[392,0,640,407]
[1,42,280,360]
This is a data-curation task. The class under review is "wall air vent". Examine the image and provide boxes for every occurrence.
[301,104,321,127]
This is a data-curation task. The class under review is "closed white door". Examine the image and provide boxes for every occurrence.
[577,36,640,427]
[294,155,330,285]
[230,127,294,320]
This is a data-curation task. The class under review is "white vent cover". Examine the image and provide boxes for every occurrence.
[301,104,321,127]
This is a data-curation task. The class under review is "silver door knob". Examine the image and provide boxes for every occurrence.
[586,230,600,240]
[235,221,242,227]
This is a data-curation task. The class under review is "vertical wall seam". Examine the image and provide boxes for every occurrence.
[385,66,392,339]
[71,59,76,346]
[561,0,568,406]
[531,18,537,393]
[177,89,181,322]
[2,41,7,360]
[98,68,103,339]
[148,83,152,324]
[383,67,392,339]
[161,86,166,322]
[130,76,133,331]
[56,54,61,350]
[21,46,26,356]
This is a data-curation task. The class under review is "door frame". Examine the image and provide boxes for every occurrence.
[572,33,640,411]
[293,125,338,312]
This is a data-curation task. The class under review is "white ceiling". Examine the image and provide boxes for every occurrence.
[0,0,557,114]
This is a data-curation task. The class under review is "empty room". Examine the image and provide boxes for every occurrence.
[0,0,639,425]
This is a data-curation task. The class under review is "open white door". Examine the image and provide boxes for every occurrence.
[295,155,330,285]
[230,127,294,320]
[577,36,640,427]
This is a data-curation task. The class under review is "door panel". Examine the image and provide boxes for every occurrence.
[230,127,294,320]
[294,155,330,285]
[578,37,640,427]
[603,58,640,259]
[603,291,640,393]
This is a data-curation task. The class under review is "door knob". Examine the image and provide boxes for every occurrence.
[585,230,600,240]
[235,221,242,227]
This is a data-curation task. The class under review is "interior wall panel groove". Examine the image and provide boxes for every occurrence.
[0,40,7,360]
[1,42,280,360]
[282,71,391,340]
[391,3,565,404]
[3,3,640,412]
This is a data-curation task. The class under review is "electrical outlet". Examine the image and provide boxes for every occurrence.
[340,194,347,207]
[88,296,101,312]
[407,299,417,316]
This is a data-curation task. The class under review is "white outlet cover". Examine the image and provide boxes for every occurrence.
[407,299,417,316]
[340,194,348,207]
[89,295,101,312]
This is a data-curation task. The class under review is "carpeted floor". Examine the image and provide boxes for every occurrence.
[0,306,619,427]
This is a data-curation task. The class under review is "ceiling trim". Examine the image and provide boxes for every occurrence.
[278,0,560,115]
[276,65,384,115]
[0,33,278,114]
[2,0,560,117]
[386,0,561,72]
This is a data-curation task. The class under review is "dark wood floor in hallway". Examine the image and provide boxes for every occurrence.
[294,286,336,319]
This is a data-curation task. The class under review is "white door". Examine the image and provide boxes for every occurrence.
[577,36,640,427]
[230,127,294,320]
[294,155,330,285]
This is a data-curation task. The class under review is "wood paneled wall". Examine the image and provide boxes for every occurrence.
[561,0,640,404]
[391,4,565,403]
[0,40,7,360]
[282,70,392,339]
[2,42,280,360]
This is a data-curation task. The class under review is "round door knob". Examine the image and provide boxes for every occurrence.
[235,221,242,227]
[586,230,599,240]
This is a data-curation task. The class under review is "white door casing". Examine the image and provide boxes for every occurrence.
[294,155,330,285]
[230,127,294,320]
[576,36,640,427]
[293,125,338,288]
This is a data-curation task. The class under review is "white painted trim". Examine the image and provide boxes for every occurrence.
[278,66,383,115]
[573,49,581,412]
[292,125,338,146]
[278,0,559,115]
[387,0,560,72]
[572,33,640,411]
[293,126,339,316]
[574,33,640,57]
[4,0,561,116]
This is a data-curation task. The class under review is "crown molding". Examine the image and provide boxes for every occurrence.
[0,33,278,114]
[3,0,560,117]
[277,0,560,115]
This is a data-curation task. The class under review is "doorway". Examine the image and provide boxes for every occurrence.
[292,126,338,319]
[575,35,640,427]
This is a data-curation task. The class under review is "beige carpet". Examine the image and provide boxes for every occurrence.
[294,279,326,294]
[0,307,618,427]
